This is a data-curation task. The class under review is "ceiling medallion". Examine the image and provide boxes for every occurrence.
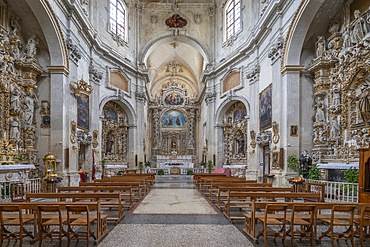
[165,14,187,28]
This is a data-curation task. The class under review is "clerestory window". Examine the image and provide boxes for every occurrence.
[109,0,127,43]
[225,0,241,41]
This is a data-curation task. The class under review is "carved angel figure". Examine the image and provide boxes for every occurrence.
[357,84,370,123]
[351,10,368,44]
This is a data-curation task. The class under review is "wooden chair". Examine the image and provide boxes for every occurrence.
[37,205,66,246]
[10,183,26,202]
[65,205,96,247]
[354,205,370,247]
[287,204,316,247]
[319,204,357,247]
[256,204,288,247]
[0,204,33,247]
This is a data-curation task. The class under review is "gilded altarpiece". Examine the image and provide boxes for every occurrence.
[222,102,248,165]
[308,7,370,164]
[149,81,198,166]
[101,102,128,164]
[0,13,42,165]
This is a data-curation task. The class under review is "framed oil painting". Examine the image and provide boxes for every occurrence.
[161,110,187,128]
[290,125,298,137]
[164,92,184,106]
[77,95,89,130]
[272,151,280,169]
[259,84,272,130]
[233,108,247,121]
[104,108,118,121]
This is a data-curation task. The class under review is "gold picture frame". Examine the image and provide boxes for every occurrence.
[290,125,298,137]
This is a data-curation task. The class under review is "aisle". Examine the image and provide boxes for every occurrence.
[98,175,252,247]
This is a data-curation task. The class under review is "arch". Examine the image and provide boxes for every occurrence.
[140,34,210,65]
[99,96,137,125]
[26,0,68,70]
[281,0,324,71]
[215,96,251,125]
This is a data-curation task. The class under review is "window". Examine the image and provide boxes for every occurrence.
[225,0,241,41]
[109,0,127,42]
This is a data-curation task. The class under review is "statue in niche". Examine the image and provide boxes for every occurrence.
[332,84,341,107]
[357,84,370,123]
[329,117,340,140]
[235,134,245,155]
[10,117,20,141]
[299,150,312,179]
[23,91,37,126]
[10,83,21,111]
[315,36,326,58]
[106,133,115,154]
[315,97,326,123]
[351,10,368,44]
[25,35,38,59]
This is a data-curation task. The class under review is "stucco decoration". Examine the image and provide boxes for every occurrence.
[308,8,370,164]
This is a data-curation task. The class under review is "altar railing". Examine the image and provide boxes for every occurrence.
[150,168,208,175]
[0,178,42,202]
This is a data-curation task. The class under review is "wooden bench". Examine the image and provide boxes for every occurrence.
[198,177,253,192]
[243,201,370,243]
[223,191,321,222]
[210,182,273,202]
[58,186,134,209]
[0,201,108,245]
[193,174,227,187]
[216,185,289,210]
[81,181,145,200]
[26,192,124,225]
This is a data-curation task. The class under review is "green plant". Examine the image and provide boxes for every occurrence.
[100,159,107,178]
[18,154,26,164]
[187,169,194,175]
[207,160,213,174]
[199,161,206,168]
[138,162,144,173]
[157,169,165,175]
[287,155,299,171]
[308,164,320,180]
[344,167,359,183]
[144,161,151,167]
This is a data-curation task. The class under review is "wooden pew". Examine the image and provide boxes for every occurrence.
[209,182,272,201]
[93,178,149,195]
[26,192,124,225]
[193,174,227,187]
[81,181,145,199]
[0,201,108,245]
[199,177,255,193]
[58,186,134,209]
[223,191,321,222]
[243,201,370,243]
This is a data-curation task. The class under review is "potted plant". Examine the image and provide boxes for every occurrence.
[187,169,194,175]
[287,154,299,172]
[199,161,206,169]
[207,160,213,174]
[138,161,144,173]
[157,169,165,175]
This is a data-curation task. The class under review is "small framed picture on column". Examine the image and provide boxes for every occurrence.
[290,125,298,137]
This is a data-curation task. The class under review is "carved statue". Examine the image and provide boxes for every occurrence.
[315,97,326,122]
[106,133,114,154]
[332,84,341,107]
[357,84,370,123]
[351,10,368,44]
[25,35,38,59]
[23,91,37,126]
[315,36,326,58]
[329,117,340,139]
[10,117,20,141]
[10,83,21,111]
[342,26,351,48]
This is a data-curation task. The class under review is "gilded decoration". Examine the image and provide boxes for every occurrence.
[308,7,370,163]
[149,79,197,159]
[70,78,93,97]
[222,102,248,165]
[102,102,128,164]
[0,13,41,163]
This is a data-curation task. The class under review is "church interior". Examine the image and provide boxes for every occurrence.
[1,0,370,246]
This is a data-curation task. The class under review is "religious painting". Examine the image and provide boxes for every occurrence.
[272,151,280,169]
[161,110,187,128]
[77,95,89,130]
[164,92,184,106]
[290,125,298,137]
[259,84,272,130]
[104,108,118,121]
[233,108,247,121]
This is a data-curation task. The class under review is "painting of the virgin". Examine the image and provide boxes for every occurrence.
[161,110,187,128]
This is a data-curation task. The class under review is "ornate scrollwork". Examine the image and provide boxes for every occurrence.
[70,78,93,97]
[256,131,272,145]
[77,130,92,145]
